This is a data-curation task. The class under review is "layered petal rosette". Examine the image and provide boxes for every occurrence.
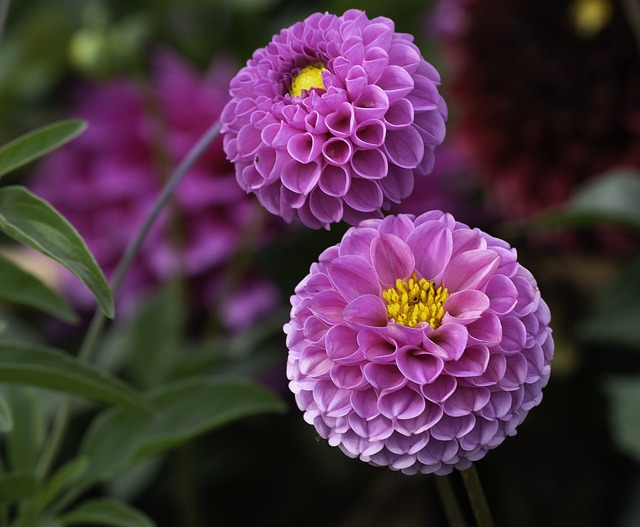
[285,211,553,475]
[221,9,447,229]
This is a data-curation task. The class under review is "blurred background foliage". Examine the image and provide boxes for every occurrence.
[0,0,639,525]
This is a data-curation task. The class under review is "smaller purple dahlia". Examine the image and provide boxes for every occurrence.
[285,211,553,475]
[221,9,447,229]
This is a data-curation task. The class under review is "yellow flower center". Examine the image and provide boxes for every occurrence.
[382,273,449,329]
[570,0,613,38]
[289,63,327,98]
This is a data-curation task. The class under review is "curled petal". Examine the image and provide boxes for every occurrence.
[370,234,415,286]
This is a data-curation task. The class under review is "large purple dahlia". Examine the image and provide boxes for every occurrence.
[221,9,447,229]
[285,211,553,475]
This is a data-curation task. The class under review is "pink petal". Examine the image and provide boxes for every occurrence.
[396,346,444,385]
[383,126,425,169]
[442,290,490,325]
[407,220,453,282]
[358,328,398,363]
[328,255,380,301]
[370,234,415,286]
[378,386,426,420]
[343,294,388,327]
[344,177,383,212]
[444,345,490,377]
[423,323,468,360]
[281,159,321,195]
[308,289,347,325]
[442,249,500,293]
[325,323,362,365]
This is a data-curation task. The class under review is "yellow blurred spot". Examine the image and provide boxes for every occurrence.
[570,0,613,38]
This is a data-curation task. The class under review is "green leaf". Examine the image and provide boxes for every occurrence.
[0,120,86,179]
[4,385,46,472]
[0,254,77,323]
[534,170,640,230]
[125,282,184,389]
[579,255,640,348]
[0,186,114,318]
[60,498,155,527]
[605,376,640,463]
[37,457,89,512]
[0,392,13,432]
[0,341,150,413]
[78,377,285,487]
[0,471,38,502]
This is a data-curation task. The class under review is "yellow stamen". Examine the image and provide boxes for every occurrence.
[570,0,613,38]
[289,63,327,98]
[382,273,449,329]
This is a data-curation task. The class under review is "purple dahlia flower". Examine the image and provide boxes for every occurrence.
[221,9,447,229]
[285,211,553,475]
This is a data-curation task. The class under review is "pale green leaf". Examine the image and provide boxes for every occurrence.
[4,385,45,472]
[0,254,77,323]
[0,119,86,179]
[535,170,640,230]
[37,457,89,512]
[60,498,155,527]
[0,392,13,432]
[605,376,640,462]
[78,377,285,487]
[0,186,113,318]
[0,471,38,502]
[0,341,150,412]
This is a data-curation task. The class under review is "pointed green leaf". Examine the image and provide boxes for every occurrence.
[0,471,38,502]
[60,498,155,527]
[0,120,86,179]
[0,341,150,412]
[37,457,89,512]
[605,376,640,462]
[0,254,77,323]
[4,386,46,472]
[0,186,113,318]
[0,392,13,432]
[79,377,285,487]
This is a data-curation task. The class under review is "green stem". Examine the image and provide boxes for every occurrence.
[460,464,495,527]
[435,474,469,527]
[0,0,11,46]
[34,119,222,485]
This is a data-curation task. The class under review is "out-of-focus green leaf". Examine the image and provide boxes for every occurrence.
[0,120,86,179]
[60,498,155,527]
[0,186,114,318]
[78,377,286,487]
[534,170,640,230]
[0,392,13,432]
[5,386,45,472]
[125,282,184,389]
[37,457,89,512]
[0,341,150,413]
[0,472,38,502]
[0,254,77,323]
[579,255,640,348]
[605,376,640,463]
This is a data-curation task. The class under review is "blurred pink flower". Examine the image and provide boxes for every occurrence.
[32,50,281,329]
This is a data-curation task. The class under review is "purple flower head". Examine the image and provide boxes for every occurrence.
[285,211,553,475]
[32,50,280,329]
[221,10,447,229]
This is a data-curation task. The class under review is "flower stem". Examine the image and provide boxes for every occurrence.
[460,464,495,527]
[0,0,11,45]
[435,474,469,527]
[34,119,222,484]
